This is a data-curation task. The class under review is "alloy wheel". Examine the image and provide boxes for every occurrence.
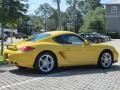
[99,52,113,68]
[38,54,55,73]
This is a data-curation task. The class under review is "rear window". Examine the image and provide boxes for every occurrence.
[27,33,51,42]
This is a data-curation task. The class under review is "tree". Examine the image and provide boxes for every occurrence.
[66,0,103,33]
[53,0,62,30]
[35,3,54,32]
[47,9,58,31]
[29,15,43,31]
[66,0,87,15]
[66,0,102,15]
[0,0,28,55]
[47,9,68,31]
[80,7,105,33]
[78,0,102,15]
[88,0,102,10]
[66,0,83,33]
[17,16,33,35]
[66,6,83,33]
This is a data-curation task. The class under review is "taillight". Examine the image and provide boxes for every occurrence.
[19,46,35,52]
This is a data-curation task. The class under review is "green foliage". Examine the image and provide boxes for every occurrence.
[47,9,58,31]
[47,9,68,31]
[47,18,58,31]
[35,3,55,31]
[0,0,28,55]
[107,32,120,39]
[88,0,102,10]
[32,3,69,31]
[29,15,43,30]
[0,55,4,64]
[80,7,105,33]
[29,0,105,34]
[65,0,103,33]
[35,3,54,18]
[65,1,83,33]
[66,0,102,15]
[0,0,28,25]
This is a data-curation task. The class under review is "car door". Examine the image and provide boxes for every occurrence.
[60,34,95,65]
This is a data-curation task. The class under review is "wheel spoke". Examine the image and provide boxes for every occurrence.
[101,52,112,68]
[45,55,49,61]
[38,54,54,73]
[46,65,51,71]
[40,64,46,69]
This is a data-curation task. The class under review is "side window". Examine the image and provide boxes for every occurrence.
[67,35,84,44]
[54,34,84,45]
[54,35,66,44]
[111,6,117,14]
[53,35,72,44]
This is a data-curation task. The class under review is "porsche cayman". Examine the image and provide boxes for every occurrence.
[4,31,119,73]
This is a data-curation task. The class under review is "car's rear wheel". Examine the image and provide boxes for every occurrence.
[35,52,57,74]
[98,51,113,69]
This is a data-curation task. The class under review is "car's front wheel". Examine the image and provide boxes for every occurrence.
[35,52,57,74]
[98,51,113,69]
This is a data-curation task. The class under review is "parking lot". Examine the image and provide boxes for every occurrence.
[4,38,23,45]
[0,39,120,90]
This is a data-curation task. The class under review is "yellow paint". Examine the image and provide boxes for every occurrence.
[3,31,119,68]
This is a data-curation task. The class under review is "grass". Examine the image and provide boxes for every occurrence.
[0,56,4,64]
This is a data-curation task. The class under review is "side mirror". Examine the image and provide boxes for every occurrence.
[84,40,90,45]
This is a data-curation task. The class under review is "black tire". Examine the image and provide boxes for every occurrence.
[35,52,57,74]
[98,51,113,69]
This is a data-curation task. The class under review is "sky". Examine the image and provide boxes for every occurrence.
[27,0,111,15]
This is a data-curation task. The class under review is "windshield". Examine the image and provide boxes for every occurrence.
[27,33,51,42]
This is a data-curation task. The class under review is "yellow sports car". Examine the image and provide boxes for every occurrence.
[4,31,119,73]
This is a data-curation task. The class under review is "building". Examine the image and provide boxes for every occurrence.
[105,0,120,34]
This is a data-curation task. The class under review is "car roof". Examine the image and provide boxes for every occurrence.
[46,31,76,36]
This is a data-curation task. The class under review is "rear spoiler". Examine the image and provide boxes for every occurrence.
[6,45,18,50]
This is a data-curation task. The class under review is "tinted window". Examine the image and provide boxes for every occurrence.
[27,33,51,42]
[54,34,84,44]
[54,35,71,44]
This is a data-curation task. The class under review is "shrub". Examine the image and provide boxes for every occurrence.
[106,32,120,39]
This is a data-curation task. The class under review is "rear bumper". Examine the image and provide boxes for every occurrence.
[3,50,37,68]
[4,59,19,66]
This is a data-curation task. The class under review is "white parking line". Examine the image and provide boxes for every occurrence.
[0,71,70,90]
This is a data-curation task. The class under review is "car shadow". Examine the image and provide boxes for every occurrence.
[9,64,120,78]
